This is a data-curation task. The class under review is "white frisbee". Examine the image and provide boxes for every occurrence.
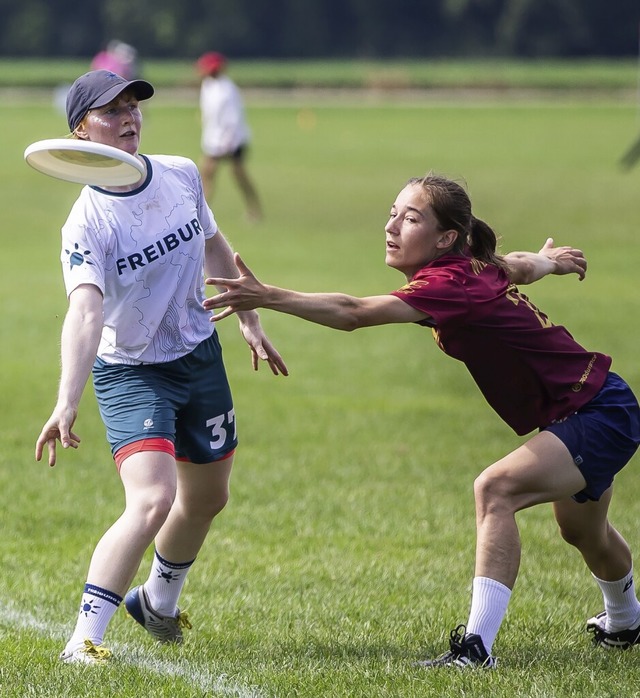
[24,138,145,186]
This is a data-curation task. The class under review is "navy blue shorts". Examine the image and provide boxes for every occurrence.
[543,372,640,502]
[92,332,237,464]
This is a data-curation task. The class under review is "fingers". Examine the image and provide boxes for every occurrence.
[35,423,81,465]
[46,439,57,467]
[250,341,289,376]
[234,253,251,275]
[209,306,237,322]
[539,237,554,253]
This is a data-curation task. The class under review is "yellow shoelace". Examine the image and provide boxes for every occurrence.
[177,611,193,630]
[81,639,112,662]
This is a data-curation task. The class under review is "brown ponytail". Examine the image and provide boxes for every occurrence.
[409,173,508,272]
[468,215,508,271]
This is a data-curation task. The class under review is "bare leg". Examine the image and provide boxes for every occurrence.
[134,455,234,616]
[85,450,177,596]
[62,451,178,653]
[553,489,631,581]
[474,431,586,588]
[200,154,221,203]
[230,159,262,221]
[155,455,233,561]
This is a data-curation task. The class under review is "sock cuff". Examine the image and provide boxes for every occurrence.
[592,568,633,586]
[154,549,196,570]
[84,583,123,607]
[473,576,512,595]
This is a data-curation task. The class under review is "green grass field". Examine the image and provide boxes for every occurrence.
[1,85,639,697]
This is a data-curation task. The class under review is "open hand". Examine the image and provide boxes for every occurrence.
[539,237,587,280]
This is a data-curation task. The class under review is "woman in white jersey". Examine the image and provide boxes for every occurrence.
[34,69,287,664]
[197,52,263,222]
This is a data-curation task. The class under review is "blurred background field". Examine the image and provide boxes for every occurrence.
[1,57,640,697]
[0,56,639,91]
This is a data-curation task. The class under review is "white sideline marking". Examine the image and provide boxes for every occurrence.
[0,599,267,698]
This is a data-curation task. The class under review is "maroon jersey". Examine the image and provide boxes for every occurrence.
[390,253,611,435]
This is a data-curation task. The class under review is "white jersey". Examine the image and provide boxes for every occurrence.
[61,154,217,365]
[200,75,250,157]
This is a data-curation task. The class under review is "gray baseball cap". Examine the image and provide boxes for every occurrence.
[66,69,154,132]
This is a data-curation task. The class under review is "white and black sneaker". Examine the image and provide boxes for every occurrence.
[417,625,496,669]
[59,639,112,664]
[124,585,192,644]
[587,611,640,649]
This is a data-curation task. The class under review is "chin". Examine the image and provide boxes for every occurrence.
[385,254,398,270]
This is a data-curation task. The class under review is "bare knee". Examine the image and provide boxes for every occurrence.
[127,488,175,534]
[557,521,587,548]
[201,487,230,520]
[474,469,513,519]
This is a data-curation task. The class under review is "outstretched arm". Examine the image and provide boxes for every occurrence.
[35,284,103,466]
[204,254,426,330]
[504,237,587,285]
[205,233,288,375]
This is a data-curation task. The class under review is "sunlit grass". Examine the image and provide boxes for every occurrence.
[1,90,639,697]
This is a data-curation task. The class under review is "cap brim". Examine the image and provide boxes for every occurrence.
[91,79,155,110]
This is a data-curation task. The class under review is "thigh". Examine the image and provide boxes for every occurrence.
[553,487,613,538]
[120,449,178,504]
[175,455,234,510]
[483,430,587,511]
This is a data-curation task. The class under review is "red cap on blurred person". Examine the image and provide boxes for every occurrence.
[197,52,227,76]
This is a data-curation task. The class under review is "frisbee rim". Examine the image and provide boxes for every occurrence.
[24,138,145,186]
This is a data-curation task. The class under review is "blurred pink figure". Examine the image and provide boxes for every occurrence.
[91,41,138,80]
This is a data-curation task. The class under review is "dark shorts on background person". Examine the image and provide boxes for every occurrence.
[92,331,237,464]
[544,372,640,502]
[212,144,247,161]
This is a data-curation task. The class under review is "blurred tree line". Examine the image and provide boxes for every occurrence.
[0,0,637,59]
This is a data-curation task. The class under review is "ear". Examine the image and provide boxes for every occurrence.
[436,229,458,249]
[74,121,89,140]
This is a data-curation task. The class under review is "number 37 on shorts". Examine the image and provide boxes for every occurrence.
[206,408,237,451]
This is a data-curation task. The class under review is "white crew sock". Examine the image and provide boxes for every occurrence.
[143,549,195,617]
[64,583,122,651]
[593,568,640,631]
[466,576,512,655]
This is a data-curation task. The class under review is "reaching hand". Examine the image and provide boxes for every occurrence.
[204,253,268,319]
[539,237,587,281]
[204,254,288,376]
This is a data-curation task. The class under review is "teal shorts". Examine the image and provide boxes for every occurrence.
[543,372,640,502]
[92,332,237,464]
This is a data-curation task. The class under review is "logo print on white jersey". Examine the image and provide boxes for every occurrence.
[65,242,94,269]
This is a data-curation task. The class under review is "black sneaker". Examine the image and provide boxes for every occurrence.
[587,611,640,649]
[417,625,496,669]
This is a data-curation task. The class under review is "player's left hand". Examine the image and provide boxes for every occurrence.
[238,318,289,376]
[539,237,587,280]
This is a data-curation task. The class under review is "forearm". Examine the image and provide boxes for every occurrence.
[504,252,556,285]
[56,303,102,410]
[260,286,364,331]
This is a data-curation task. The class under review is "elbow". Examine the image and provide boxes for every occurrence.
[509,261,535,286]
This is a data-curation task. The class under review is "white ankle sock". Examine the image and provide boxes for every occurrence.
[65,583,122,651]
[593,569,640,631]
[143,549,195,616]
[466,576,512,655]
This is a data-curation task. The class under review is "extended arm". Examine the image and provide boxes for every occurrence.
[204,253,427,330]
[505,237,586,285]
[35,284,103,466]
[204,233,288,375]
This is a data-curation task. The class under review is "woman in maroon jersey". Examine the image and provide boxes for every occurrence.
[203,173,640,668]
